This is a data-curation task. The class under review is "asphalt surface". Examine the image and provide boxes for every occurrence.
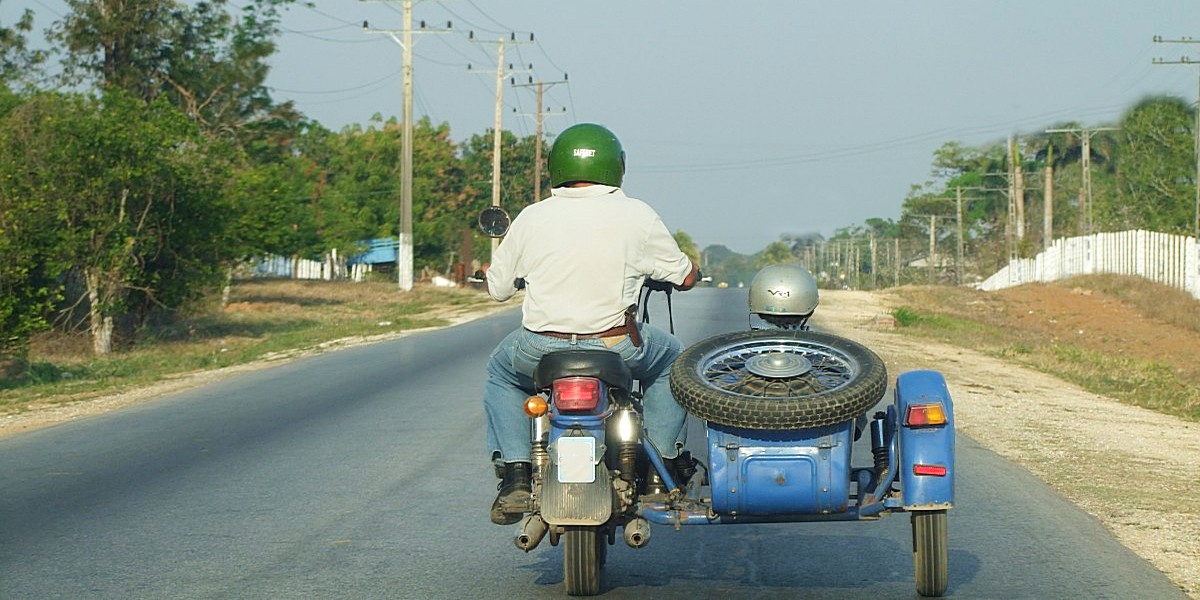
[0,288,1188,599]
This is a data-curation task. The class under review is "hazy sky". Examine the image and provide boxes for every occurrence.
[7,1,1200,253]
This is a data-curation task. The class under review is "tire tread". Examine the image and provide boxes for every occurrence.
[669,330,887,429]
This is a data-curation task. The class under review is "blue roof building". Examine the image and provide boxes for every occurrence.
[347,238,399,266]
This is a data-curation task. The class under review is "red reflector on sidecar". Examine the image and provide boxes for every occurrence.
[905,403,947,427]
[553,377,600,411]
[913,464,948,477]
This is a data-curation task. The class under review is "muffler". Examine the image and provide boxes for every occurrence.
[623,517,651,548]
[514,514,548,552]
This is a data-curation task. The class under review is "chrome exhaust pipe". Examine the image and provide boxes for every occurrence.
[623,517,651,549]
[515,514,548,552]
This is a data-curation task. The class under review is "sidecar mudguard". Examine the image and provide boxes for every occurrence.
[895,370,955,510]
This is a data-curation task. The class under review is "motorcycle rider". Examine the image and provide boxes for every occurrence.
[482,123,700,525]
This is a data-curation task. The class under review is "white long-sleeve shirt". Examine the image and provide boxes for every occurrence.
[486,185,692,333]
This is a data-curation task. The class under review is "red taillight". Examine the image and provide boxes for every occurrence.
[553,377,601,411]
[905,403,947,427]
[913,464,948,477]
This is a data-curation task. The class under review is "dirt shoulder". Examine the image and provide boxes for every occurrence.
[814,289,1199,599]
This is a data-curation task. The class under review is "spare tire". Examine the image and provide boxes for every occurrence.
[670,329,887,429]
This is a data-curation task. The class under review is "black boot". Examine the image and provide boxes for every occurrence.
[665,451,699,487]
[645,452,699,496]
[490,461,532,525]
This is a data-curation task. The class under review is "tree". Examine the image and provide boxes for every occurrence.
[159,0,295,143]
[314,116,467,271]
[0,5,45,88]
[0,90,232,355]
[1116,96,1195,233]
[0,92,59,371]
[52,0,175,98]
[51,0,296,144]
[673,230,700,263]
[754,241,795,269]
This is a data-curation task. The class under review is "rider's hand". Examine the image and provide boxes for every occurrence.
[674,260,700,291]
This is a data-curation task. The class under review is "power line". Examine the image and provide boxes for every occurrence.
[270,72,400,95]
[636,106,1132,175]
[432,2,506,36]
[465,0,514,32]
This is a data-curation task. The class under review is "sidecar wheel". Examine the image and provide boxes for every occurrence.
[670,330,887,429]
[912,510,949,597]
[563,526,602,596]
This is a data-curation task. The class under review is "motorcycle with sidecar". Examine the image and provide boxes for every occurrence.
[479,208,954,597]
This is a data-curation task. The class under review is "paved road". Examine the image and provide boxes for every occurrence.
[0,288,1187,599]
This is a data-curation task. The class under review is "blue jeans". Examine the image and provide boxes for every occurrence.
[484,323,688,464]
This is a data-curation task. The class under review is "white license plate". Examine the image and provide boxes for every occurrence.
[556,437,596,483]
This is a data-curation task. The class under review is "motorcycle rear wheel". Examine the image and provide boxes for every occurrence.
[563,526,603,596]
[670,329,887,429]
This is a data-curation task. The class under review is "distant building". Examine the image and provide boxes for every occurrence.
[347,238,399,272]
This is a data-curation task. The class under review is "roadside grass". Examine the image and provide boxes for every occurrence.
[888,276,1200,423]
[0,279,497,411]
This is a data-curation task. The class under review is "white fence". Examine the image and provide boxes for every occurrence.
[980,230,1200,299]
[253,249,372,282]
[250,253,459,286]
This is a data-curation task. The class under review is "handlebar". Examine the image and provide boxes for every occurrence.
[472,270,525,290]
[642,279,674,293]
[642,268,702,294]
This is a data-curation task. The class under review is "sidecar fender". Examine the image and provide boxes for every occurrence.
[895,370,955,510]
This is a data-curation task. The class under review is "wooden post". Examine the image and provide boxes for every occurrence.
[462,229,474,285]
[893,238,900,287]
[929,215,937,284]
[870,233,878,289]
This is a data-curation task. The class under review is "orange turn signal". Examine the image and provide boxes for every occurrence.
[524,395,549,418]
[905,403,947,427]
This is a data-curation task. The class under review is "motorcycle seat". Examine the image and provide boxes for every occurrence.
[534,349,633,392]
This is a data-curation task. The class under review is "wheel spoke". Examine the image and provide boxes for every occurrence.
[698,337,857,399]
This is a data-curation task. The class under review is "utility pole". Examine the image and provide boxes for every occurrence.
[1046,126,1117,236]
[956,186,964,285]
[1005,141,1017,260]
[470,32,534,256]
[1044,144,1054,250]
[513,75,569,203]
[363,4,450,291]
[1010,135,1026,241]
[869,233,877,289]
[1153,35,1200,240]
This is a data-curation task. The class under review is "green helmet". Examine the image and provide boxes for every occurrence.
[547,123,626,188]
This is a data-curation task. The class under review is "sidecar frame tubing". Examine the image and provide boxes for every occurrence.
[637,500,895,526]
